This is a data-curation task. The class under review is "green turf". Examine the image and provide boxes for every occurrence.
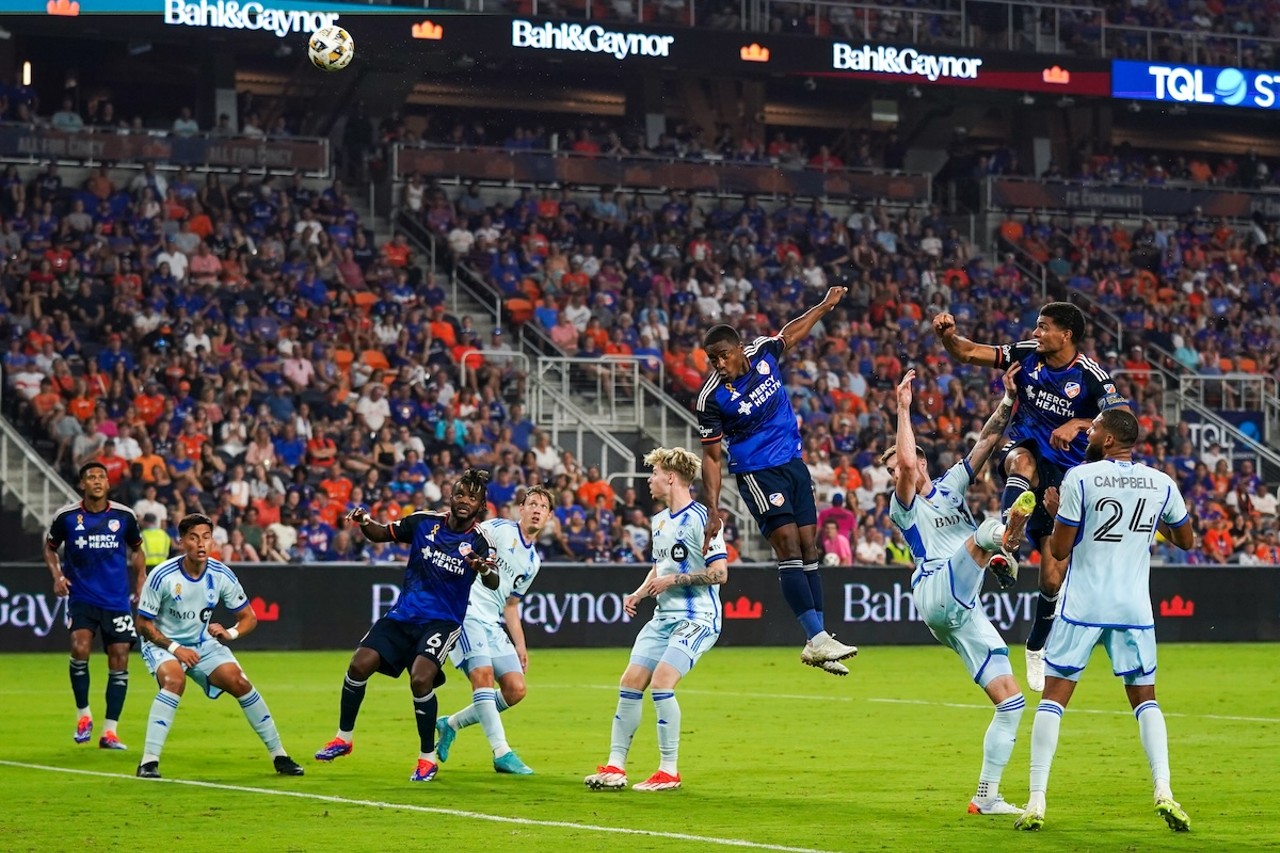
[1,644,1276,852]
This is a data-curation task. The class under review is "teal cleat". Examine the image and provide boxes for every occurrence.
[494,750,534,775]
[435,717,456,763]
[1156,799,1191,832]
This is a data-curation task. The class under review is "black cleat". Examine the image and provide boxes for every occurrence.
[136,761,161,779]
[274,755,305,776]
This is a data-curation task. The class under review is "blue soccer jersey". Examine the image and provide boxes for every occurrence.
[387,511,495,624]
[995,341,1127,470]
[47,501,142,611]
[696,334,801,474]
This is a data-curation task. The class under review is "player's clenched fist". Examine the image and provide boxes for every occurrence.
[933,312,957,339]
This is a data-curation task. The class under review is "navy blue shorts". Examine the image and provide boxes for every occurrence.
[997,438,1067,544]
[734,458,819,538]
[68,600,137,649]
[359,616,461,685]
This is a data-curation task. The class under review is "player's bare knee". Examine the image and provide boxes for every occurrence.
[160,674,185,695]
[1004,449,1038,485]
[468,667,496,689]
[227,676,253,698]
[501,679,527,706]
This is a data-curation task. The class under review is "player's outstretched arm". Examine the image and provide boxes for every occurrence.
[893,370,920,507]
[778,286,847,354]
[932,312,1001,367]
[700,443,725,555]
[347,506,396,543]
[964,363,1019,475]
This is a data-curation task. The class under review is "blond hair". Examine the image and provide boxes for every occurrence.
[521,484,555,509]
[643,446,701,484]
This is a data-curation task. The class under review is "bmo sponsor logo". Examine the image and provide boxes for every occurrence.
[163,0,339,38]
[842,582,1038,631]
[832,44,982,82]
[511,20,675,61]
[1113,60,1280,110]
[0,584,69,638]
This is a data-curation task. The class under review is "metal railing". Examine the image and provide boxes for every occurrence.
[533,377,638,481]
[0,415,79,532]
[536,356,644,430]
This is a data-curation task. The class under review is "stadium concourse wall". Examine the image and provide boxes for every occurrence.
[2,564,1277,652]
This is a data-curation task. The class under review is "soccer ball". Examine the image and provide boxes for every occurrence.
[309,26,354,72]
[822,552,841,566]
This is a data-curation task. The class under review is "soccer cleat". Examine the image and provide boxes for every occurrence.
[1013,806,1045,831]
[1025,648,1046,692]
[633,770,682,791]
[1156,798,1191,831]
[74,716,93,744]
[800,634,858,666]
[314,737,353,761]
[494,750,534,775]
[815,659,849,676]
[135,761,161,779]
[274,755,305,776]
[435,717,456,763]
[584,764,628,790]
[969,796,1023,815]
[1002,490,1036,553]
[986,552,1019,591]
[409,758,438,782]
[98,732,127,751]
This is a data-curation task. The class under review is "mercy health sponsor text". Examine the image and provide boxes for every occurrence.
[832,44,982,82]
[510,20,674,61]
[163,0,338,37]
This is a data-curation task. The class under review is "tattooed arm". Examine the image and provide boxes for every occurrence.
[964,363,1021,477]
[646,559,729,594]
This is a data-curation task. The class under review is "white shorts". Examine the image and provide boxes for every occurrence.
[1044,620,1157,686]
[629,614,720,677]
[140,637,241,699]
[912,547,1012,688]
[449,618,522,678]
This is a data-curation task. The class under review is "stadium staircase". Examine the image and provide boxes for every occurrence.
[0,410,80,539]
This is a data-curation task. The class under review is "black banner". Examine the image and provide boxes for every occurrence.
[987,177,1280,218]
[2,563,1276,652]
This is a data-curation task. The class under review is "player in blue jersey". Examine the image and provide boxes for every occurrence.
[934,302,1127,691]
[134,513,305,779]
[45,461,145,750]
[698,287,857,675]
[584,447,728,792]
[315,468,499,783]
[435,484,554,776]
[887,366,1036,816]
[1015,409,1194,833]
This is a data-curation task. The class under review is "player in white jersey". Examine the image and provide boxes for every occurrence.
[885,366,1037,816]
[585,447,728,793]
[134,513,304,779]
[1015,409,1194,833]
[435,485,553,775]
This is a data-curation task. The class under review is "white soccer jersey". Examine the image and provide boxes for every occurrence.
[1055,459,1190,628]
[138,556,249,645]
[471,518,541,624]
[888,461,978,578]
[650,501,726,624]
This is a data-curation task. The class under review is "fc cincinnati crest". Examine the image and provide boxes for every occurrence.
[757,361,770,375]
[1064,381,1081,399]
[1104,383,1117,394]
[108,519,120,533]
[769,492,786,507]
[458,542,473,556]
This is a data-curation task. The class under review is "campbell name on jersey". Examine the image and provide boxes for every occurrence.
[389,511,495,624]
[696,335,802,474]
[1055,459,1190,629]
[650,501,727,625]
[138,556,248,646]
[470,518,540,625]
[47,501,142,611]
[995,341,1127,470]
[888,461,979,595]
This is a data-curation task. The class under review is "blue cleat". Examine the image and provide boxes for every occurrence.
[493,750,534,775]
[74,716,93,744]
[410,758,438,782]
[98,732,128,750]
[435,717,456,763]
[314,738,353,762]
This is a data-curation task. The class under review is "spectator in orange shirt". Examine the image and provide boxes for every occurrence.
[67,378,96,423]
[320,470,354,505]
[576,465,616,509]
[381,233,412,269]
[428,305,458,349]
[1203,518,1234,563]
[308,429,339,469]
[134,380,166,427]
[95,440,129,487]
[997,211,1025,249]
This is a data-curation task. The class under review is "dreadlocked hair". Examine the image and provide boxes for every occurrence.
[456,468,492,496]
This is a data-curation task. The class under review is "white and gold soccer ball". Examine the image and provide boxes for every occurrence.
[309,26,354,72]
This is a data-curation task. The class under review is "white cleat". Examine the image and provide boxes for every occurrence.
[584,765,628,791]
[1025,648,1045,692]
[969,796,1023,816]
[801,634,858,665]
[1014,805,1045,831]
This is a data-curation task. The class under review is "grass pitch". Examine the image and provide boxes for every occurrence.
[1,644,1276,852]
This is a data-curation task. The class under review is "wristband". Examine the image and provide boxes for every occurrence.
[226,627,239,640]
[1001,394,1015,407]
[167,641,180,654]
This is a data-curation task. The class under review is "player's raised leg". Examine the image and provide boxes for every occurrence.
[586,663,651,790]
[316,647,380,761]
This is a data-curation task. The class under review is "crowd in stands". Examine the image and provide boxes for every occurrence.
[403,168,1280,566]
